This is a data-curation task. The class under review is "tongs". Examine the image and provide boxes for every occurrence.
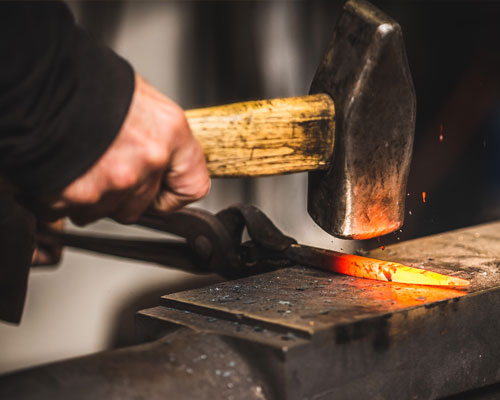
[37,204,470,288]
[37,204,296,279]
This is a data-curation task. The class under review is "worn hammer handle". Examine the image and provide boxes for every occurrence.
[186,93,335,177]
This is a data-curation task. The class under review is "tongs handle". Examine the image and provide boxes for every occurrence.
[37,228,204,273]
[36,205,294,278]
[36,207,244,277]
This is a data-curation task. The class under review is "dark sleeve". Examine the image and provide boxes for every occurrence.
[0,1,134,197]
[0,196,35,324]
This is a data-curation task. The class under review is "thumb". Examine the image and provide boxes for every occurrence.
[152,189,201,214]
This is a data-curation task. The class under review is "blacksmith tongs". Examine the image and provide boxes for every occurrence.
[36,204,472,288]
[36,204,297,278]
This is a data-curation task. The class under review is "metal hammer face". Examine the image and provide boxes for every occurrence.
[308,0,416,239]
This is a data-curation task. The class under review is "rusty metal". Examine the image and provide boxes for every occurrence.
[308,0,416,239]
[2,221,500,399]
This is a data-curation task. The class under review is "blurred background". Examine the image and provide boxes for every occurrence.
[0,1,498,374]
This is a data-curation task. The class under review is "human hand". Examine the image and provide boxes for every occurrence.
[36,73,210,226]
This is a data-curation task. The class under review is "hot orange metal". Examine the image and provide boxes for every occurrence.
[422,191,427,203]
[287,245,471,289]
[328,252,470,288]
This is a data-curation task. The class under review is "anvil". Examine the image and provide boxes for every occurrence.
[2,221,499,399]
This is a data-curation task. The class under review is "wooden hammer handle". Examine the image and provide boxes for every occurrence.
[186,93,335,177]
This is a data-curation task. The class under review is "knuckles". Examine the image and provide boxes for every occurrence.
[167,105,191,141]
[63,185,102,206]
[143,140,168,170]
[107,164,140,191]
[192,176,211,200]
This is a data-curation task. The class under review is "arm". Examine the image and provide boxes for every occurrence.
[0,2,210,225]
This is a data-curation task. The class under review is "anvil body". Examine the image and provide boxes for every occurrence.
[1,221,500,399]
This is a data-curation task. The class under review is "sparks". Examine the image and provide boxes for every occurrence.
[422,191,426,203]
[439,123,444,142]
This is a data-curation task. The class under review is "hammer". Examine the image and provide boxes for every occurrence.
[36,0,418,278]
[182,0,415,239]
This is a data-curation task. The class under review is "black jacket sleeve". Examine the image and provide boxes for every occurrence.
[0,2,134,323]
[0,196,35,324]
[0,1,134,196]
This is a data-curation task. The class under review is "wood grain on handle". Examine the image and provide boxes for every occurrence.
[186,94,335,177]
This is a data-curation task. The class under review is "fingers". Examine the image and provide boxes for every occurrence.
[30,73,211,226]
[153,176,211,214]
[67,172,163,226]
[154,140,211,214]
[67,191,130,226]
[109,173,162,224]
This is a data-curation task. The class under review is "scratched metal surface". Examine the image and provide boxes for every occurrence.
[161,221,500,336]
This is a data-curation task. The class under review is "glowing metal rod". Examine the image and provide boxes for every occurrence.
[285,244,470,289]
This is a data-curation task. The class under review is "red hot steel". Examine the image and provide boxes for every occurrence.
[286,244,470,289]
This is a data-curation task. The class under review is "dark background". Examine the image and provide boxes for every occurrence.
[377,1,500,244]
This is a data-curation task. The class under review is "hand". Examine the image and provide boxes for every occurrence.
[38,73,210,226]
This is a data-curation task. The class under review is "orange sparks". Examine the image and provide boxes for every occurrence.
[327,252,470,289]
[422,191,426,203]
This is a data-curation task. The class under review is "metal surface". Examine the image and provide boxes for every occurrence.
[0,328,272,400]
[159,267,467,337]
[152,221,499,337]
[2,221,500,399]
[308,0,416,239]
[141,221,500,399]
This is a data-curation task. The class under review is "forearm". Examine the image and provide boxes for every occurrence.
[0,1,134,197]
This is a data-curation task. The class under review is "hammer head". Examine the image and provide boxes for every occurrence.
[308,0,416,239]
